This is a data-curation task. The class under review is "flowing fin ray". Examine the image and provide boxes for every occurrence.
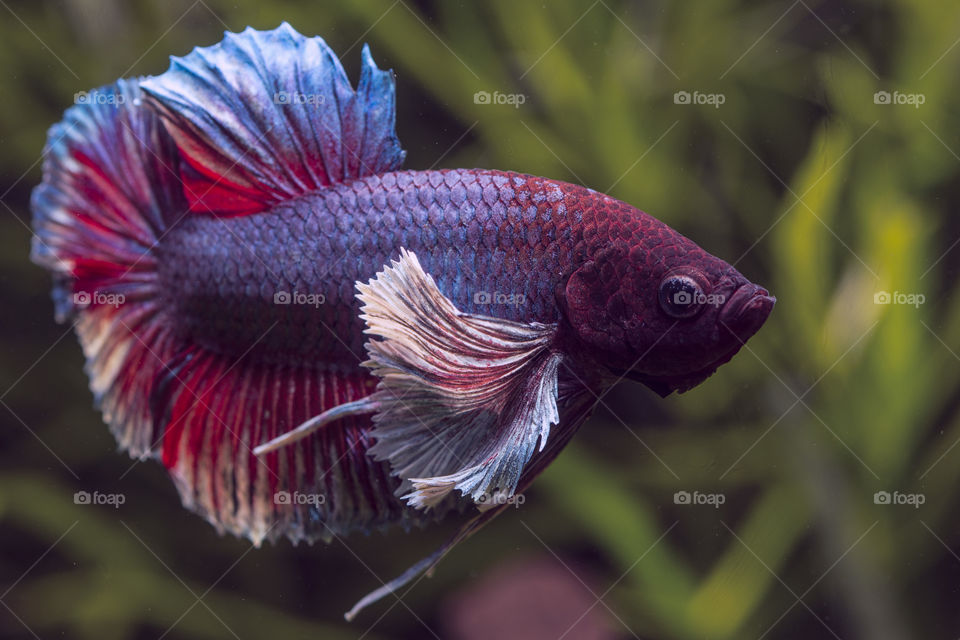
[357,249,562,509]
[141,23,405,216]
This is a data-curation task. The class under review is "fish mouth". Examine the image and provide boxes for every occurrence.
[718,283,776,338]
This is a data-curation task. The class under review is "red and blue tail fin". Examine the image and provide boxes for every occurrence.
[31,79,185,322]
[31,78,186,456]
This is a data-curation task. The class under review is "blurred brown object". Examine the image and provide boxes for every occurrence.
[442,555,619,640]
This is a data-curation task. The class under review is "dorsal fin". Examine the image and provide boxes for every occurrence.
[140,23,405,216]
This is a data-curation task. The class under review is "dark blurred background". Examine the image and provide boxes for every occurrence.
[2,1,959,638]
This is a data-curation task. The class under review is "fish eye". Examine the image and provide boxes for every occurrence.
[658,274,704,319]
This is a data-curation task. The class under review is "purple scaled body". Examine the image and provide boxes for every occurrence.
[160,169,583,364]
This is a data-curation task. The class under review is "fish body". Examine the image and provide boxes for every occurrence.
[30,24,774,618]
[160,169,589,362]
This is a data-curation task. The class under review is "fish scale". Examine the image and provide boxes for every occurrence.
[159,169,600,365]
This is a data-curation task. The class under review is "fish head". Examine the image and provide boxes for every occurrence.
[563,209,775,396]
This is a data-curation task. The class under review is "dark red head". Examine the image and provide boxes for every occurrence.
[562,197,775,396]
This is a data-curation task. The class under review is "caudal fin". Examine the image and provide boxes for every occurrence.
[31,78,186,456]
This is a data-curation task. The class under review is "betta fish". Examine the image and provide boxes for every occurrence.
[30,23,774,619]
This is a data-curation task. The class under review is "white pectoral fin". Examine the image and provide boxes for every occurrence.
[355,248,561,510]
[404,351,561,509]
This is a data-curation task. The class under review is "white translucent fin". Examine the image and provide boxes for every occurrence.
[356,249,561,510]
